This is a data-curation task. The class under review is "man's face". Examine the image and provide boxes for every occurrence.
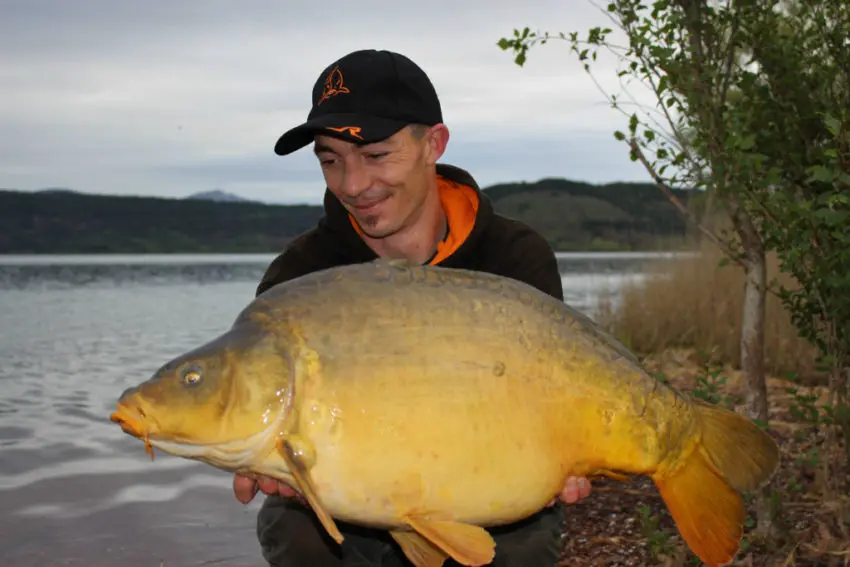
[313,125,447,239]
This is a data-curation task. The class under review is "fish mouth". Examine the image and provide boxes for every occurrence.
[110,403,157,461]
[109,402,280,469]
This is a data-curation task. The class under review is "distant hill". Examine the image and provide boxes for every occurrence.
[185,189,257,203]
[0,177,693,254]
[0,191,323,254]
[485,178,693,251]
[36,187,80,195]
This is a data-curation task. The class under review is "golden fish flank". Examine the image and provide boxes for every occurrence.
[110,257,780,567]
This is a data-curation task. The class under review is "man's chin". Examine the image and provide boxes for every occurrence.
[350,208,387,236]
[358,222,395,239]
[351,213,395,239]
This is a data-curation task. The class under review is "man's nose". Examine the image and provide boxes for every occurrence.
[338,162,372,198]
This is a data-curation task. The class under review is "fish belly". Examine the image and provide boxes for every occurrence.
[300,364,574,529]
[264,261,686,529]
[292,337,664,530]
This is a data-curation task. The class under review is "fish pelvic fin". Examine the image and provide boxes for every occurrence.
[390,530,449,567]
[403,517,496,567]
[278,437,343,545]
[652,399,780,567]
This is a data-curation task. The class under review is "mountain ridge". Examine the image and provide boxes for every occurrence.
[0,177,695,254]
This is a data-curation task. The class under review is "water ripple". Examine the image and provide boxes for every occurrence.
[15,472,228,520]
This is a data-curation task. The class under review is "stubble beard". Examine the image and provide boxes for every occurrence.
[353,193,404,239]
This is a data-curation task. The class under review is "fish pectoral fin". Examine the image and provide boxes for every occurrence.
[587,469,632,483]
[403,516,496,567]
[277,438,343,545]
[390,530,449,567]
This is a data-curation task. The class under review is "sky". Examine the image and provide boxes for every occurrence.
[0,0,660,205]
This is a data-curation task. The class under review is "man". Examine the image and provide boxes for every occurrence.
[233,49,592,566]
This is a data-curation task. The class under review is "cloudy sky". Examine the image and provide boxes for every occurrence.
[0,0,658,205]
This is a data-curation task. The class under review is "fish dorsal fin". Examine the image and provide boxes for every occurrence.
[403,516,496,566]
[390,530,449,567]
[278,437,343,544]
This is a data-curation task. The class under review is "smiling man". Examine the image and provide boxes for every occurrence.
[233,49,592,567]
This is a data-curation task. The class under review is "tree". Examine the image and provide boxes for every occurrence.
[498,0,850,545]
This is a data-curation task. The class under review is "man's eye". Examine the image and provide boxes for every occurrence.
[367,152,388,160]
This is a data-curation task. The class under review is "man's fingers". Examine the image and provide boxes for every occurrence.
[579,477,591,499]
[233,473,304,504]
[255,475,299,499]
[258,476,280,495]
[560,476,591,504]
[233,475,258,504]
[277,481,297,498]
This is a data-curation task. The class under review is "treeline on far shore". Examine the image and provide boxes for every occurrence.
[0,177,695,254]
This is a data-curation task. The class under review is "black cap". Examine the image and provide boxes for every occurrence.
[274,49,444,156]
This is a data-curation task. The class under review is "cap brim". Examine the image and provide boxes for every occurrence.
[274,113,409,156]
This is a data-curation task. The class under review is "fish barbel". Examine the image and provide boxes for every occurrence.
[110,258,780,567]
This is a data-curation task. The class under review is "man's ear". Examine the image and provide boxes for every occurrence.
[423,124,450,166]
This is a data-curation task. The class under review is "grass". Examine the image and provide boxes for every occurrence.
[595,237,822,384]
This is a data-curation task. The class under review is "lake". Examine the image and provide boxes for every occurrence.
[0,252,677,567]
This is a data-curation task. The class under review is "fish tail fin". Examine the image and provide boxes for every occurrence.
[651,400,780,567]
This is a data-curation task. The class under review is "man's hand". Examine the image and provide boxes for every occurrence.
[547,476,591,506]
[233,473,307,506]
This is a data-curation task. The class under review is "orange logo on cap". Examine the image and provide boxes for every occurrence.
[317,66,350,105]
[326,126,363,140]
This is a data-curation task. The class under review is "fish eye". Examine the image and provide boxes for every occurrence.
[182,366,203,387]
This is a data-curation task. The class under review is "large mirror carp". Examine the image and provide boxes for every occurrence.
[110,258,780,567]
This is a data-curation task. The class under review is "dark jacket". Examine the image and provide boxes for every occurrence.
[256,163,563,302]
